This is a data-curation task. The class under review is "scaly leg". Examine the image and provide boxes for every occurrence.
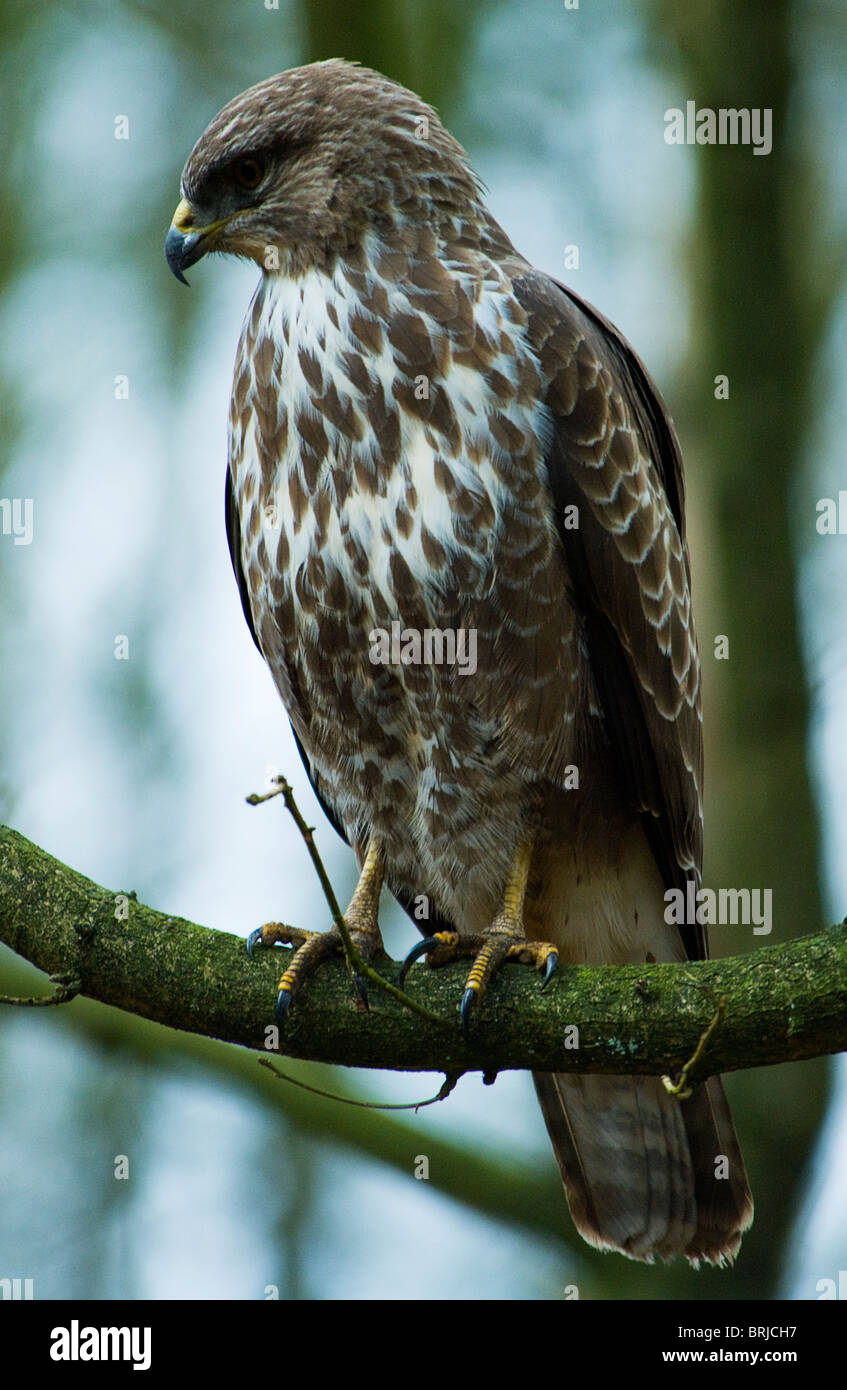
[247,840,386,1023]
[399,836,557,1030]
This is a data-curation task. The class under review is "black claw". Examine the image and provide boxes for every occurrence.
[460,987,477,1033]
[482,1070,499,1086]
[275,988,292,1024]
[246,927,264,959]
[399,935,440,987]
[542,951,559,989]
[354,973,370,1010]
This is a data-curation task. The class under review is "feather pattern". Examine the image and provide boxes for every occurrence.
[172,59,753,1263]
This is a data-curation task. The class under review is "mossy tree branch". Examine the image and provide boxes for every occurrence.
[1,825,845,1081]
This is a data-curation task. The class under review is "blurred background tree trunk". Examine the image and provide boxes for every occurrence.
[646,0,843,1297]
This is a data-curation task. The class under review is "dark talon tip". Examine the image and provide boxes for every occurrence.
[246,928,264,959]
[460,987,477,1033]
[542,951,559,989]
[275,989,292,1024]
[399,935,439,987]
[482,1070,498,1086]
[354,974,370,1010]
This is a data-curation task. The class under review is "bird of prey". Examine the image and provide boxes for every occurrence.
[166,59,753,1264]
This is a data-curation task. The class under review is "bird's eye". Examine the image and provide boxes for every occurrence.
[233,157,266,191]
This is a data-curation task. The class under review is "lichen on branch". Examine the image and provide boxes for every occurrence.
[0,824,845,1079]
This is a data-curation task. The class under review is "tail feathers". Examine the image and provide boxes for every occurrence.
[680,1076,755,1265]
[534,1072,753,1265]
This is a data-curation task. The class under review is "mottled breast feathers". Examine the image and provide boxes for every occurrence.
[226,254,704,954]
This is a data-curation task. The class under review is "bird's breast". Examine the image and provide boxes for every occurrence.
[227,250,583,852]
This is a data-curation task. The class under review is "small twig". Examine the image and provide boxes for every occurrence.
[247,775,445,1027]
[0,972,81,1008]
[663,994,728,1100]
[259,1055,462,1110]
[248,777,348,934]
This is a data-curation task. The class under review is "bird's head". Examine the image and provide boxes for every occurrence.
[165,59,484,283]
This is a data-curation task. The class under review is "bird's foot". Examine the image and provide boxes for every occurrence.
[460,915,558,1030]
[246,922,312,957]
[247,840,386,1022]
[248,917,387,1023]
[400,837,557,1030]
[399,922,557,1032]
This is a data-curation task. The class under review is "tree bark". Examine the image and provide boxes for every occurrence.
[1,825,844,1079]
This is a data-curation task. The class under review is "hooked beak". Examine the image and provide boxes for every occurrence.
[165,198,228,284]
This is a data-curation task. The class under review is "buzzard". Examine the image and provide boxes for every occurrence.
[166,60,753,1264]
